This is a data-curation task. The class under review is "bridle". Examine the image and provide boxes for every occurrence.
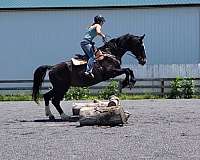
[100,34,146,64]
[127,53,144,63]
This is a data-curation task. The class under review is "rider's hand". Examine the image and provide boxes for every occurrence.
[102,36,106,43]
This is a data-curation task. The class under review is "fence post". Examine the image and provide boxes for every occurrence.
[118,81,122,93]
[161,79,164,97]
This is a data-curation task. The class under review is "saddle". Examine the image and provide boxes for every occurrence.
[71,50,105,66]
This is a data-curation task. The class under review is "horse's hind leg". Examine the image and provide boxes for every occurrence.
[48,65,70,121]
[44,89,55,120]
[52,91,70,121]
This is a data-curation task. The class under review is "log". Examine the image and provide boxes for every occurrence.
[72,95,120,115]
[72,101,108,115]
[72,96,131,126]
[79,105,130,126]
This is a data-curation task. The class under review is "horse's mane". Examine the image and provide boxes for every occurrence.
[99,33,139,54]
[98,38,117,53]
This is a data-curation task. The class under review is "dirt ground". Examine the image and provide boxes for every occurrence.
[0,99,200,160]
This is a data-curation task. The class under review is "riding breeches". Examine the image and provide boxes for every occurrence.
[80,40,96,73]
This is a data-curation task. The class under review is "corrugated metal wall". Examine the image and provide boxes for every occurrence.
[0,7,199,79]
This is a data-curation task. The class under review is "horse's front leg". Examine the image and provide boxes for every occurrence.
[111,68,131,88]
[127,68,136,88]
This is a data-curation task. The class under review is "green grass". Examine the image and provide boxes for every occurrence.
[0,93,164,101]
[0,95,32,101]
[0,93,199,101]
[119,94,162,100]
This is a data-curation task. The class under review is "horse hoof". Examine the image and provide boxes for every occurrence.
[130,78,136,83]
[61,113,70,121]
[130,79,136,86]
[49,115,55,120]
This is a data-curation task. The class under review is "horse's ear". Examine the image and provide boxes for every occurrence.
[140,34,145,40]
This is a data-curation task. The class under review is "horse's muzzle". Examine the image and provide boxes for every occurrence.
[139,58,146,65]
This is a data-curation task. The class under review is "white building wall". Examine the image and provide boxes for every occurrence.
[0,7,199,79]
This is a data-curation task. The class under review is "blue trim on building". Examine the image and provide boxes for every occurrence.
[0,0,200,9]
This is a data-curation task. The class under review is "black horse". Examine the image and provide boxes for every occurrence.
[32,33,146,120]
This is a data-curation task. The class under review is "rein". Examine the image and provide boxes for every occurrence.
[100,34,144,64]
[127,53,136,59]
[103,53,121,64]
[101,39,125,64]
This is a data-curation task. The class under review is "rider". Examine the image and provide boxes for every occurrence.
[80,15,106,78]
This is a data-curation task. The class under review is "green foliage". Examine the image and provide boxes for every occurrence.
[169,77,195,99]
[65,87,90,100]
[98,80,121,99]
[169,77,183,98]
[0,94,32,101]
[181,78,195,98]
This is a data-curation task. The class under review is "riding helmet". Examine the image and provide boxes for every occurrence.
[94,15,105,24]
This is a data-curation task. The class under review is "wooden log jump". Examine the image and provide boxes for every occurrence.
[72,95,131,126]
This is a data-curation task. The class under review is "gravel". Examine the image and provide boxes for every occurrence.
[0,99,200,160]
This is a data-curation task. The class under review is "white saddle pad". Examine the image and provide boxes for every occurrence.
[71,58,87,66]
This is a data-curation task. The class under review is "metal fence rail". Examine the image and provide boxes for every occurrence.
[0,78,199,95]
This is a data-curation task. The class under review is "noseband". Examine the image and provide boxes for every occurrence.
[127,53,144,62]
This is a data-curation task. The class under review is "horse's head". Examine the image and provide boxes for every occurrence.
[100,33,147,65]
[126,34,147,65]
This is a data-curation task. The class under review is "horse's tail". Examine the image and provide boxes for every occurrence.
[32,65,52,104]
